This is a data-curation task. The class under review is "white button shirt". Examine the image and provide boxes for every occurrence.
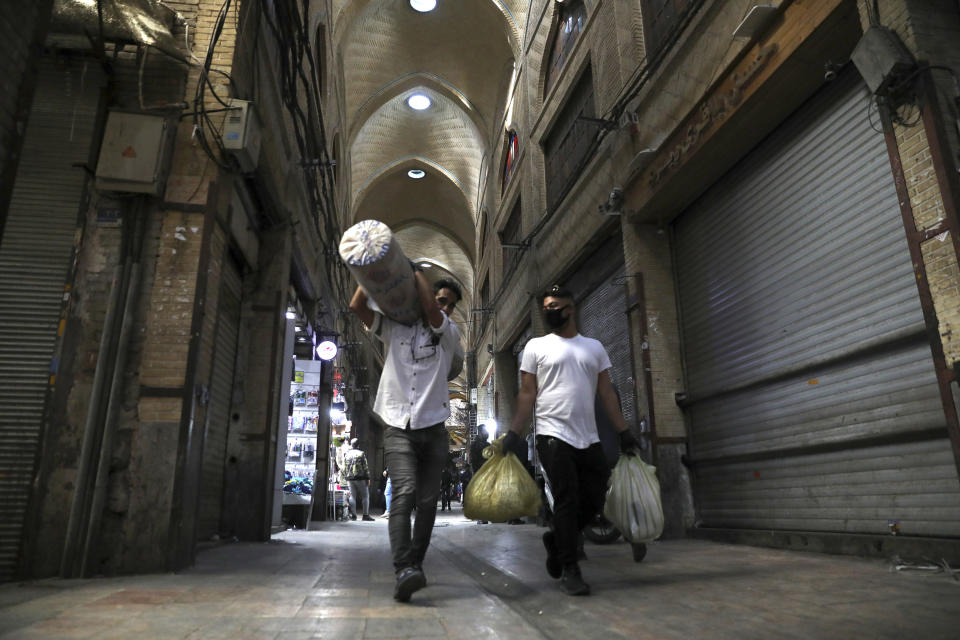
[370,311,463,429]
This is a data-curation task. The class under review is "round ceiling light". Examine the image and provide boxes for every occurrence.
[410,0,437,12]
[407,93,431,110]
[407,169,426,179]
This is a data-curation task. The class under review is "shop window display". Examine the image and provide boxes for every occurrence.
[284,365,322,515]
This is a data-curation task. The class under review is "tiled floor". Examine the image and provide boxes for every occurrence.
[2,506,958,639]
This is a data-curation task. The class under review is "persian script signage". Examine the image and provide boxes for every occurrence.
[649,43,778,187]
[625,0,850,218]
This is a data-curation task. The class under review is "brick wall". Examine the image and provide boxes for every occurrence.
[862,0,960,366]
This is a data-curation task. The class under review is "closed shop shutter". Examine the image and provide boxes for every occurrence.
[673,72,960,537]
[197,255,243,540]
[0,58,104,581]
[567,234,636,431]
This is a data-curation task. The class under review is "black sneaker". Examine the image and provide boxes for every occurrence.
[362,515,375,522]
[559,565,590,596]
[542,531,562,579]
[393,566,426,602]
[631,542,647,562]
[412,563,427,586]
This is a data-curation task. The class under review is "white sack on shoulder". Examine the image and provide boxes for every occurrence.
[603,455,664,543]
[338,219,420,326]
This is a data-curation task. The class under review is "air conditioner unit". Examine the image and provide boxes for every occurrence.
[222,99,262,172]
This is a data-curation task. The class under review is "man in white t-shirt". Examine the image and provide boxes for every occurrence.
[349,269,463,603]
[503,285,640,596]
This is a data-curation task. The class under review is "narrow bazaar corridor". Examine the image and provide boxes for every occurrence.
[2,506,958,640]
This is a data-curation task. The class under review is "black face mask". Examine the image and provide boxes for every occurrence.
[544,305,569,329]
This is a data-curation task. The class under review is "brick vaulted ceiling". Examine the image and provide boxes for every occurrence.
[331,0,526,301]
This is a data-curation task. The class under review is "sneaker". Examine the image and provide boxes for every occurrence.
[559,565,590,596]
[393,566,427,602]
[542,531,562,579]
[631,542,647,563]
[362,515,375,522]
[412,564,427,586]
[382,511,390,519]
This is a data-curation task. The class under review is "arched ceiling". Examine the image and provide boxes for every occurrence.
[352,167,475,262]
[332,0,527,293]
[350,91,484,222]
[394,224,473,350]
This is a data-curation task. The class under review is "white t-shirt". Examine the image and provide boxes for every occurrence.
[520,333,612,449]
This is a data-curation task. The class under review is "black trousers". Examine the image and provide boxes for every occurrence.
[536,436,610,566]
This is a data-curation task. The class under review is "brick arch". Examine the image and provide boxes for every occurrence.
[350,90,485,220]
[346,72,486,148]
[351,160,476,261]
[332,0,524,59]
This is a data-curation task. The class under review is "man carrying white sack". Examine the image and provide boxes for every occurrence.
[502,284,643,596]
[349,268,463,603]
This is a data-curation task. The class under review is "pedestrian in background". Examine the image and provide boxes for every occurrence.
[343,438,374,522]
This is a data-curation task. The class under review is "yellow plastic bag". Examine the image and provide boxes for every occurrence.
[603,455,664,543]
[463,436,541,522]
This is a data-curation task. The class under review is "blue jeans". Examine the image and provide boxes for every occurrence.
[385,477,392,511]
[384,424,448,571]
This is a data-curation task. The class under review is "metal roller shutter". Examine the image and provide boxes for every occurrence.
[567,235,636,431]
[197,255,243,540]
[674,72,960,537]
[0,58,104,581]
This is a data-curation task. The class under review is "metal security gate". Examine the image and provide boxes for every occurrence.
[0,57,104,581]
[197,254,242,540]
[674,72,960,537]
[567,234,636,432]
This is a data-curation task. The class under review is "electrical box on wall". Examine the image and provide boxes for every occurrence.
[851,27,915,94]
[95,111,169,194]
[222,99,261,172]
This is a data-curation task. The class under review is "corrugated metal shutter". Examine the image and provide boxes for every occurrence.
[674,72,960,537]
[197,255,242,540]
[0,58,103,581]
[567,235,635,430]
[578,268,635,431]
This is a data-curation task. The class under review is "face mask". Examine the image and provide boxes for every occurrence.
[544,305,569,329]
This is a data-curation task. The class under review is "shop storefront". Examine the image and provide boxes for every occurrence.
[672,70,960,537]
[565,232,639,463]
[280,358,325,527]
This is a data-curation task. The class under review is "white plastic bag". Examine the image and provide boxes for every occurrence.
[603,455,664,543]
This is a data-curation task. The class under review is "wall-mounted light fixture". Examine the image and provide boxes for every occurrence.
[598,187,625,216]
[316,340,338,361]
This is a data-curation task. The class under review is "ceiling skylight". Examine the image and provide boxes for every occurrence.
[407,94,431,110]
[410,0,437,12]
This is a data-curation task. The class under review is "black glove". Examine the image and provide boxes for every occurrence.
[502,430,522,457]
[618,429,640,456]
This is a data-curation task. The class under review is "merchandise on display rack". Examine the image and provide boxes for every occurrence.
[284,364,323,511]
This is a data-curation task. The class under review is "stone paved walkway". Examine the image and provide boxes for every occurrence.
[2,506,959,639]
